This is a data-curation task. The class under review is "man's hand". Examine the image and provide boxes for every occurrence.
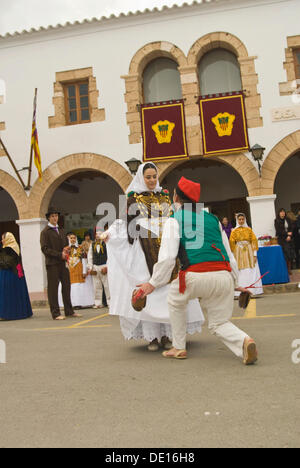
[235,286,251,293]
[136,282,155,297]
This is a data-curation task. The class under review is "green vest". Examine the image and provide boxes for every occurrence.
[174,208,229,267]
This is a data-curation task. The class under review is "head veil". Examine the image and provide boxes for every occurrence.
[2,232,20,256]
[126,162,162,195]
[233,213,249,231]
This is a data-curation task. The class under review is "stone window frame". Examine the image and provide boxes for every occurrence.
[48,67,105,129]
[293,48,300,80]
[279,36,300,96]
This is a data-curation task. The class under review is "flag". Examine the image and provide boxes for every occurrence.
[199,92,249,156]
[141,100,189,163]
[31,89,42,180]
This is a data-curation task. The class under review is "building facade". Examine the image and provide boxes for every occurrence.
[0,0,300,300]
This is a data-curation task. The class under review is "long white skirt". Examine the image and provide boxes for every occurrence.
[235,262,264,297]
[58,275,95,308]
[106,220,205,341]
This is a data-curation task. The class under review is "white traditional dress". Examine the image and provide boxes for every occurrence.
[106,163,204,343]
[229,216,264,297]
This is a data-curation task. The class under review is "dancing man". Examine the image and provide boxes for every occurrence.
[138,177,258,364]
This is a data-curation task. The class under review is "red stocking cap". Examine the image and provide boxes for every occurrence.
[177,177,201,203]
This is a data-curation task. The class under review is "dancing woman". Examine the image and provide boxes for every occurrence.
[0,232,33,321]
[105,162,204,351]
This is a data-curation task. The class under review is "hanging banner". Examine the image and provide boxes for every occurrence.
[199,92,249,156]
[141,100,189,163]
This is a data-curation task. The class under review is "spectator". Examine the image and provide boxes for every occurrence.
[87,230,110,309]
[0,232,33,321]
[287,211,298,269]
[230,213,263,297]
[40,207,82,320]
[221,216,233,239]
[274,208,294,275]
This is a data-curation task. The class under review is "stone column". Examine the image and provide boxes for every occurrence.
[16,218,48,302]
[247,194,277,238]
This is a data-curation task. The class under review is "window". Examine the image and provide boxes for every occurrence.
[198,49,242,95]
[294,49,300,79]
[64,81,90,125]
[143,58,182,103]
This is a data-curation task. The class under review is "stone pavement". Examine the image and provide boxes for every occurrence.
[0,294,299,448]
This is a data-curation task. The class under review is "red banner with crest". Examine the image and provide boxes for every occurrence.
[199,92,249,156]
[141,100,189,163]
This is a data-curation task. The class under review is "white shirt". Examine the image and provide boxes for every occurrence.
[149,217,239,289]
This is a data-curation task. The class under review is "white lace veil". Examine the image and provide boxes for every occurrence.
[126,162,162,195]
[233,213,249,230]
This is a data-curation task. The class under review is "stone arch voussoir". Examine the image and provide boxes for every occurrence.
[157,153,261,197]
[0,170,28,219]
[261,130,300,195]
[28,153,132,219]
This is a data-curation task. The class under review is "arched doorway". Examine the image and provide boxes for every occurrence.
[274,151,300,214]
[0,187,20,242]
[161,158,250,224]
[49,170,123,240]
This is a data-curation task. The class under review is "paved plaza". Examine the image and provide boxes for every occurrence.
[0,293,299,448]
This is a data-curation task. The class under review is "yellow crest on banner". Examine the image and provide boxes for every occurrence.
[152,120,175,144]
[211,112,236,137]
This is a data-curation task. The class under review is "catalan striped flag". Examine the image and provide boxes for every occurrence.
[31,89,42,180]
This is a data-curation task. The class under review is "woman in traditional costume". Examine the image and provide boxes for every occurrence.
[59,233,94,309]
[0,232,33,321]
[229,213,263,297]
[105,162,204,351]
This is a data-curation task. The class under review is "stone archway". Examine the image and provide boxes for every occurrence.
[261,130,300,195]
[157,152,261,197]
[123,41,188,145]
[0,170,28,218]
[187,31,263,129]
[28,153,132,219]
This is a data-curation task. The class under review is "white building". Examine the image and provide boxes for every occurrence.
[0,0,300,301]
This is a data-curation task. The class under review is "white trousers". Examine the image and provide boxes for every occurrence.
[168,270,248,358]
[92,265,111,307]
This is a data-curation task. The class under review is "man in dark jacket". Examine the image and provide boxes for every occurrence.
[40,207,81,320]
